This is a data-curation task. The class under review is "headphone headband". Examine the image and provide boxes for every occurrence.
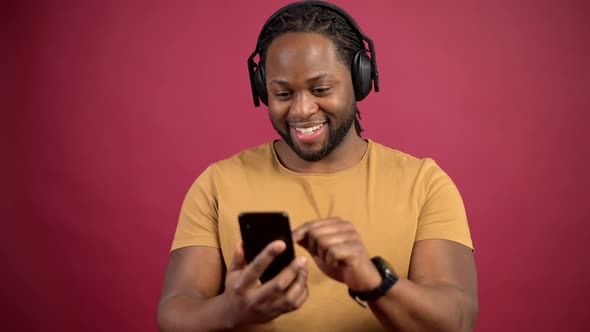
[255,2,366,54]
[247,1,379,107]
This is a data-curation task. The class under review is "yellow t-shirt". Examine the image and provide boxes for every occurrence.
[172,139,473,331]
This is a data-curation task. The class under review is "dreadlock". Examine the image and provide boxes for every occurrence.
[258,3,365,135]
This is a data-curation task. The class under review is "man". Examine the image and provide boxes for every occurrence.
[158,1,478,331]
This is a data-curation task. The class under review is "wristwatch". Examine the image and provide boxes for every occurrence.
[348,256,398,307]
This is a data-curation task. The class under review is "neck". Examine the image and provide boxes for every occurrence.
[274,128,368,174]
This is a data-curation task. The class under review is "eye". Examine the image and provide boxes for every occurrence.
[312,87,331,95]
[273,91,292,99]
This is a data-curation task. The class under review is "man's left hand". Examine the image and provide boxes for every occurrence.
[292,218,382,292]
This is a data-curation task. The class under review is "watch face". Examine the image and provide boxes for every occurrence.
[371,256,393,276]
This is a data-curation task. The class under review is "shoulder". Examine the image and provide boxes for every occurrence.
[199,142,276,181]
[186,142,274,194]
[211,142,273,170]
[369,140,423,165]
[368,139,440,174]
[367,140,454,191]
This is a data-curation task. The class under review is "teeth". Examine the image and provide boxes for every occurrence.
[295,124,323,135]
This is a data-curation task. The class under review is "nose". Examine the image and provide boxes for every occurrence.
[289,91,318,119]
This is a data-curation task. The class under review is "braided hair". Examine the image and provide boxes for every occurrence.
[257,3,365,135]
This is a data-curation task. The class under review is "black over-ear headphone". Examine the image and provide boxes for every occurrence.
[247,1,380,107]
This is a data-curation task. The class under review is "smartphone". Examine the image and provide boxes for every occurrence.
[238,212,295,283]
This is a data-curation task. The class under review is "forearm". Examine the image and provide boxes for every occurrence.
[369,279,478,332]
[158,293,235,332]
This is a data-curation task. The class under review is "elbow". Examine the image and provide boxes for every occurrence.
[468,298,480,331]
[457,296,479,332]
[441,292,479,332]
[157,301,176,332]
[157,305,168,331]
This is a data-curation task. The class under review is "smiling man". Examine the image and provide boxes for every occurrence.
[158,2,478,331]
[268,31,366,172]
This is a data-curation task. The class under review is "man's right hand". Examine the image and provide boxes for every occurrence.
[221,240,309,328]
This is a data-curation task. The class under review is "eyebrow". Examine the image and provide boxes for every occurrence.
[269,73,335,86]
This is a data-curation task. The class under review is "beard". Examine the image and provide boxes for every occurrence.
[272,103,358,162]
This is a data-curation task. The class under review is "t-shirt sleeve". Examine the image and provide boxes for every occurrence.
[415,159,474,250]
[170,165,220,251]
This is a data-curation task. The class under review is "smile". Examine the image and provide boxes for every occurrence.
[294,124,324,136]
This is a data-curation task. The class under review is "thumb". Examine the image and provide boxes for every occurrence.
[228,240,246,272]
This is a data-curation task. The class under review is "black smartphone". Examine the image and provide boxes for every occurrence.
[238,212,295,283]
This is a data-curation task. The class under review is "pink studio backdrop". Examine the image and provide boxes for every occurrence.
[4,0,589,331]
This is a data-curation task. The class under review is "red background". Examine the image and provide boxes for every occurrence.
[4,0,589,331]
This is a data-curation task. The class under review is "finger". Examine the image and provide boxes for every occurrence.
[277,267,309,312]
[292,218,341,242]
[290,271,309,309]
[298,221,355,257]
[228,240,246,272]
[314,229,358,263]
[240,240,286,287]
[254,256,307,304]
[323,240,365,268]
[292,222,312,243]
[308,219,354,242]
[285,266,309,299]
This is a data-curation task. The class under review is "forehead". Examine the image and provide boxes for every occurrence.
[264,32,348,80]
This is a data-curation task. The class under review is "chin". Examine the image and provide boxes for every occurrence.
[293,143,331,162]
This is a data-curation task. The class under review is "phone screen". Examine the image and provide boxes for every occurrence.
[238,212,295,283]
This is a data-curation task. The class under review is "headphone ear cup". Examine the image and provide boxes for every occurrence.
[254,60,268,106]
[351,50,373,101]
